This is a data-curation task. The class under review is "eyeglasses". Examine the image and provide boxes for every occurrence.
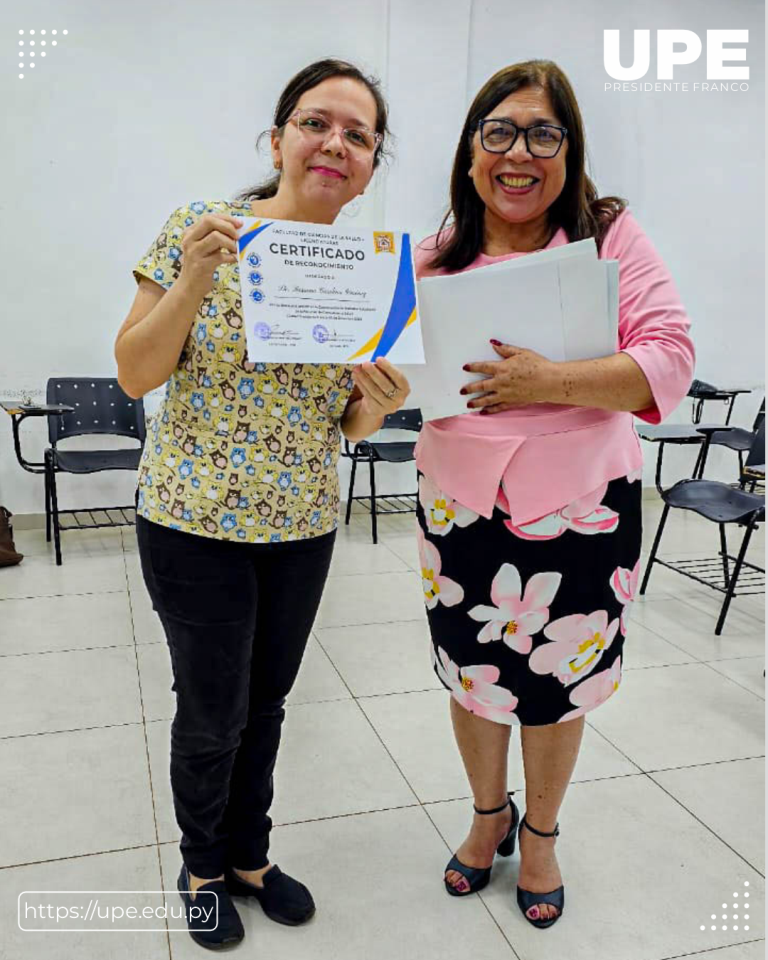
[288,109,382,155]
[477,119,568,158]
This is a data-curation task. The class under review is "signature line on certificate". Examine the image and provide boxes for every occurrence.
[274,296,365,303]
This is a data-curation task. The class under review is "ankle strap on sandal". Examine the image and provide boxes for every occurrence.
[520,815,559,838]
[473,791,515,816]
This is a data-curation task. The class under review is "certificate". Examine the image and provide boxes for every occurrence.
[402,242,619,422]
[236,218,425,364]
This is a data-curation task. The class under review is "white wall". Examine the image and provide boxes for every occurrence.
[0,0,763,518]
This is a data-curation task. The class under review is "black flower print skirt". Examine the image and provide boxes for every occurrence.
[416,471,642,726]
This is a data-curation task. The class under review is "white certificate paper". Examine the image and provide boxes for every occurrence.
[237,218,425,364]
[403,242,619,422]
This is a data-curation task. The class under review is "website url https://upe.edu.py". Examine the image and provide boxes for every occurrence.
[18,890,217,932]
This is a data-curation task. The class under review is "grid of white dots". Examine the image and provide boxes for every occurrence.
[701,882,751,933]
[17,29,66,78]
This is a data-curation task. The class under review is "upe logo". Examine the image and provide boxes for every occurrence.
[604,30,749,92]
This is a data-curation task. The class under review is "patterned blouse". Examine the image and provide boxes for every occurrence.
[132,199,354,543]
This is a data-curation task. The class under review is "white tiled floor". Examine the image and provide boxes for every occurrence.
[0,500,764,960]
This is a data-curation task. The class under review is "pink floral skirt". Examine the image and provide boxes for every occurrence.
[416,471,642,726]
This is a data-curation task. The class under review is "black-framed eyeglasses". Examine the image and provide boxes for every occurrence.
[477,119,568,158]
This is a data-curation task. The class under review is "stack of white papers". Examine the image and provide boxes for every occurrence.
[404,239,619,421]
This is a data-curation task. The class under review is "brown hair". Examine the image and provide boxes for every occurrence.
[429,60,626,271]
[233,58,391,202]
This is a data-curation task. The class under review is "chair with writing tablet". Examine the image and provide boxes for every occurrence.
[342,407,423,544]
[43,378,145,565]
[640,420,764,635]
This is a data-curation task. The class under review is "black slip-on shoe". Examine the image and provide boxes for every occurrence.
[225,864,315,925]
[177,864,245,950]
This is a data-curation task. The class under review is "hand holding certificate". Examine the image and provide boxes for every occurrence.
[403,240,619,421]
[236,218,426,365]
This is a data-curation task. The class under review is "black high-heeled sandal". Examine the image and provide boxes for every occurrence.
[516,814,565,928]
[444,792,520,897]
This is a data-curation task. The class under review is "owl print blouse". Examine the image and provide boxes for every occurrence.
[132,200,354,543]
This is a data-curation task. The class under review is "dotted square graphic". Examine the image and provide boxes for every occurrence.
[700,881,751,933]
[17,28,68,79]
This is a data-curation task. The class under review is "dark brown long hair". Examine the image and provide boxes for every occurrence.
[233,58,391,202]
[429,60,626,271]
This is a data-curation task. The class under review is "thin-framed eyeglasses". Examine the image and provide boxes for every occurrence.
[288,109,382,155]
[477,118,568,158]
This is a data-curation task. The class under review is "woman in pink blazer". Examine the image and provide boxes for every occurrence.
[413,60,695,928]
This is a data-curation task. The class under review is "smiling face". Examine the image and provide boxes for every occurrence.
[468,85,568,235]
[270,76,379,217]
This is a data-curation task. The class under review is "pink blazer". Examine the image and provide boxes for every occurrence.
[412,210,695,524]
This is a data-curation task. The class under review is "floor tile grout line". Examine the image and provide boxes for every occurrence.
[643,755,766,774]
[609,655,766,699]
[624,608,762,666]
[0,841,161,872]
[585,716,766,776]
[302,633,423,811]
[635,581,766,629]
[698,658,766,702]
[3,760,765,867]
[0,641,141,659]
[120,530,173,952]
[582,717,647,775]
[626,608,717,657]
[664,563,766,626]
[421,769,652,806]
[316,615,427,631]
[0,588,127,602]
[349,698,423,807]
[313,630,442,810]
[420,801,523,960]
[0,719,146,741]
[353,686,443,700]
[644,770,766,880]
[657,939,765,960]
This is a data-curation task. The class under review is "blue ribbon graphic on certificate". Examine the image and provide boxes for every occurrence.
[237,219,425,364]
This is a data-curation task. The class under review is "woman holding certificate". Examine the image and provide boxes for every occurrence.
[115,59,410,950]
[414,60,694,928]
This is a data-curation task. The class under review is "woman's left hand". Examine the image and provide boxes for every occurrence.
[352,357,411,417]
[461,341,555,414]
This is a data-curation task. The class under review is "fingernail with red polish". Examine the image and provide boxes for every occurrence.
[490,339,501,346]
[462,364,470,371]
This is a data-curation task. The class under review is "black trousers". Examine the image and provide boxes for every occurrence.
[136,516,336,878]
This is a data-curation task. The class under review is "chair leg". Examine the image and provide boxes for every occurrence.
[345,458,358,526]
[44,466,52,543]
[640,503,671,595]
[47,460,63,566]
[718,524,730,588]
[715,519,757,635]
[369,457,378,545]
[692,445,705,480]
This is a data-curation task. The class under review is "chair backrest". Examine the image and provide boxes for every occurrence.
[745,418,765,469]
[752,397,765,433]
[47,378,146,445]
[380,408,423,433]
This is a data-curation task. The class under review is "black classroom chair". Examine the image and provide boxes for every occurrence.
[640,420,765,634]
[45,378,145,565]
[342,407,423,544]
